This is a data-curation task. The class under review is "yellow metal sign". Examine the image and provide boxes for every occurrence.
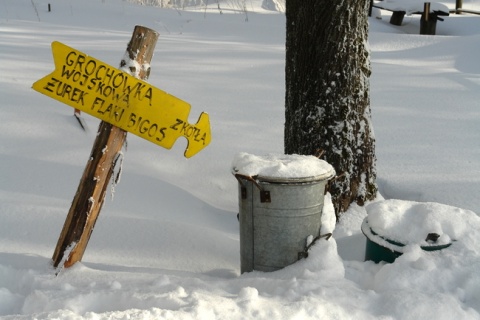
[32,41,211,158]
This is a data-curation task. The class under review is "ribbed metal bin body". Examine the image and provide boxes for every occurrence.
[238,176,329,273]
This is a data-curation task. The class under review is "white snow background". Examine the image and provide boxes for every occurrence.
[1,0,480,318]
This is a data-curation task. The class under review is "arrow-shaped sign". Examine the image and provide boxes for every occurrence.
[33,41,211,158]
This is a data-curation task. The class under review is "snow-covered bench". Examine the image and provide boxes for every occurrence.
[371,0,450,34]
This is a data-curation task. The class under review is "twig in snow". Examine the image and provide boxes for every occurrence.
[30,0,41,21]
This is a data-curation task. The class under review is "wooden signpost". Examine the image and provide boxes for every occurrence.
[32,26,211,270]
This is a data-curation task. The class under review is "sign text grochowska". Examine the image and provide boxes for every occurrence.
[33,41,211,158]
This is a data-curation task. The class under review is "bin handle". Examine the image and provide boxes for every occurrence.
[315,149,325,158]
[324,172,345,195]
[234,173,262,189]
[298,233,332,260]
[234,173,271,203]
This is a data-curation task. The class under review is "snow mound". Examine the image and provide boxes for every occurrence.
[366,200,480,246]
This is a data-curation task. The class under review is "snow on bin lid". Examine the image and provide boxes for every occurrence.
[366,200,478,247]
[231,152,335,182]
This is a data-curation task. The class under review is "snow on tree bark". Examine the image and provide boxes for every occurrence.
[284,0,377,219]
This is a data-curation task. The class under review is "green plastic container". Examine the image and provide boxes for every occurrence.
[361,218,452,263]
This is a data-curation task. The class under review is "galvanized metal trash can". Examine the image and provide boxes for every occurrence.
[233,154,335,273]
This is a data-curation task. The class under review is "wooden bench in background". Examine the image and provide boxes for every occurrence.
[370,1,450,34]
[453,0,480,14]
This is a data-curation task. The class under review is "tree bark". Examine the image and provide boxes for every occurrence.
[284,0,377,219]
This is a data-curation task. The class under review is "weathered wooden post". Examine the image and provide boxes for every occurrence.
[456,0,463,14]
[390,11,406,26]
[420,2,437,35]
[51,26,159,269]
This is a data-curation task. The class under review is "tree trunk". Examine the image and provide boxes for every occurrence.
[284,0,377,219]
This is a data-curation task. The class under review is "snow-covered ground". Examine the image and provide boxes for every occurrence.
[1,0,479,318]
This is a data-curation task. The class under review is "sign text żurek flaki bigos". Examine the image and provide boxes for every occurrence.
[33,41,211,158]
